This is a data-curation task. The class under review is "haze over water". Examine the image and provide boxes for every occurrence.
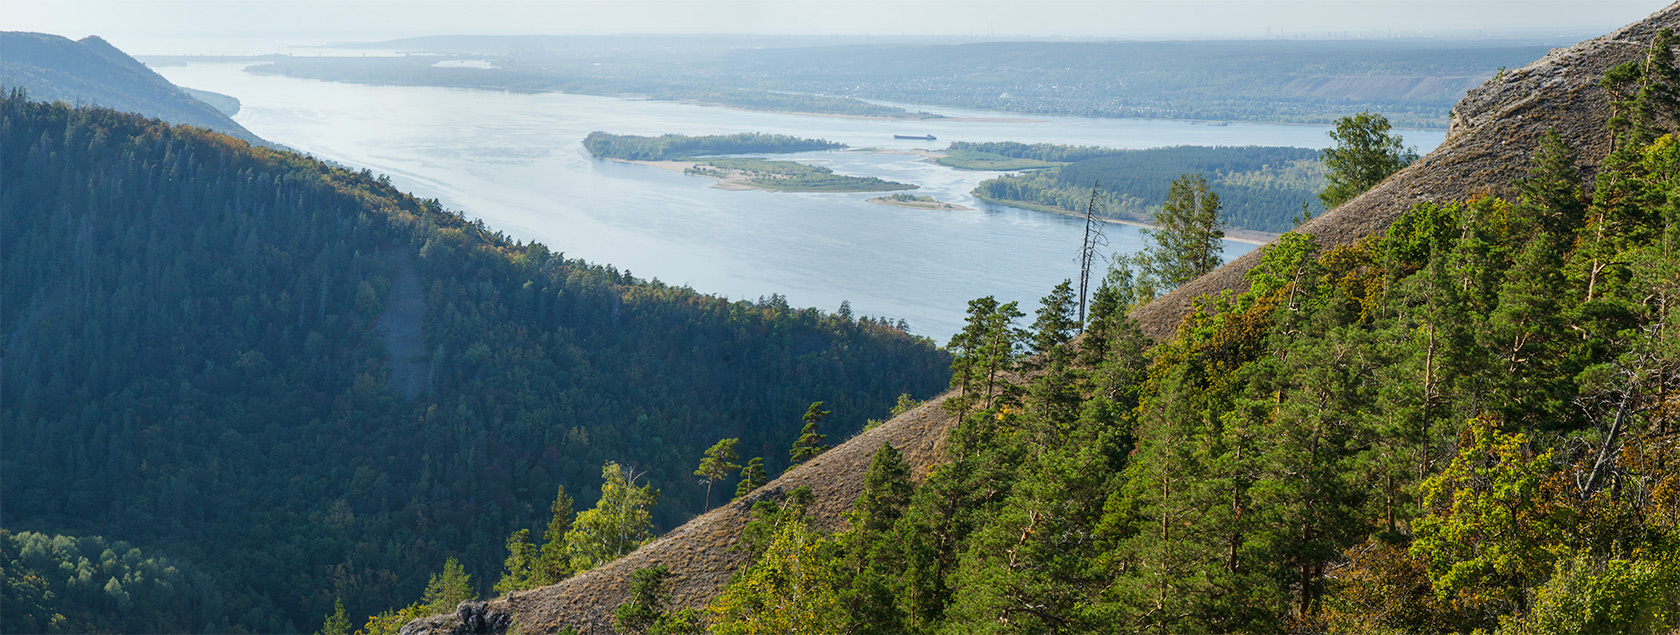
[157,61,1447,341]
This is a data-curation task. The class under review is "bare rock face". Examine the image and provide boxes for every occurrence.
[405,396,957,635]
[404,6,1680,635]
[1130,3,1680,342]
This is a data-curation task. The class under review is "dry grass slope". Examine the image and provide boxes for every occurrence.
[403,6,1680,634]
[403,395,957,635]
[1132,3,1680,341]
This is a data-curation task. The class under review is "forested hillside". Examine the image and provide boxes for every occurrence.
[628,35,1680,632]
[0,91,950,632]
[424,13,1680,635]
[0,32,264,146]
[971,145,1326,233]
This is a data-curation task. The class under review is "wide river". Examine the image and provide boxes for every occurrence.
[157,62,1446,341]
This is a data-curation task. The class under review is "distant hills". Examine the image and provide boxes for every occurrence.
[232,35,1558,128]
[0,32,265,145]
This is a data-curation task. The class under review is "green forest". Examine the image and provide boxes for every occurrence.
[0,90,951,632]
[633,37,1680,634]
[972,145,1327,233]
[581,132,845,161]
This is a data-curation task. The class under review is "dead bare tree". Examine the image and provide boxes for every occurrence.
[1076,183,1107,331]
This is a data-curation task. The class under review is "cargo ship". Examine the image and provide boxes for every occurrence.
[894,134,937,140]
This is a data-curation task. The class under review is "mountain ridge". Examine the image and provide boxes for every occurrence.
[0,31,266,146]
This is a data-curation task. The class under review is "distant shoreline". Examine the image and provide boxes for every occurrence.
[698,101,1046,124]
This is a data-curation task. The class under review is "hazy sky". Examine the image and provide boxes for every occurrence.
[5,0,1672,54]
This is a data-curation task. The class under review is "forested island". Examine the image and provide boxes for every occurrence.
[684,158,916,193]
[866,193,968,210]
[970,144,1327,234]
[581,131,845,160]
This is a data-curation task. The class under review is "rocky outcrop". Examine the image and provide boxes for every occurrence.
[1130,3,1680,341]
[400,600,515,635]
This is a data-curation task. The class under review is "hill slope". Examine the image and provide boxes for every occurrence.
[407,6,1680,634]
[0,31,265,146]
[1131,3,1680,340]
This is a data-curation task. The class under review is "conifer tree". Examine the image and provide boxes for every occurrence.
[495,529,540,594]
[1031,279,1079,358]
[733,457,769,500]
[694,438,741,511]
[319,598,351,635]
[1513,130,1586,238]
[840,444,914,634]
[789,402,831,466]
[1105,366,1229,633]
[1142,173,1226,288]
[1485,234,1576,432]
[422,557,476,613]
[1029,280,1084,433]
[537,485,575,585]
[612,565,703,635]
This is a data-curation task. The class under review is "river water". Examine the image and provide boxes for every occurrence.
[156,62,1446,341]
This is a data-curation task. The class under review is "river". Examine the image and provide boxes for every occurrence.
[155,62,1447,341]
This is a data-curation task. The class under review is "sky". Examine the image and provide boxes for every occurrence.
[4,0,1672,54]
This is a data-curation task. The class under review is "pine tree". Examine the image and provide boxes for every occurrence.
[1031,279,1079,358]
[494,529,540,594]
[319,597,352,635]
[421,557,476,613]
[734,457,769,500]
[1485,234,1577,432]
[1104,365,1228,633]
[695,438,741,511]
[1029,280,1084,436]
[840,444,914,634]
[1141,173,1226,289]
[537,485,575,585]
[789,402,831,466]
[946,297,1027,414]
[1513,130,1586,239]
[612,566,704,635]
